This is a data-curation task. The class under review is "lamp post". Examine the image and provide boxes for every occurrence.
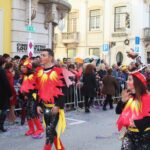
[27,0,34,57]
[29,0,31,39]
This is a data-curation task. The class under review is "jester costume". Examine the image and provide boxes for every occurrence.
[35,65,66,150]
[20,60,44,137]
[117,72,150,150]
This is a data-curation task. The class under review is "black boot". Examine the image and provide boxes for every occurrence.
[85,107,90,113]
[0,125,7,132]
[0,112,7,132]
[103,107,107,111]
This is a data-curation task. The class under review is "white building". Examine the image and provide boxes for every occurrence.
[54,0,150,65]
[11,0,71,57]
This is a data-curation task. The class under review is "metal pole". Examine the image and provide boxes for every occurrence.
[29,0,32,39]
[48,23,52,49]
[103,0,105,62]
[85,0,88,55]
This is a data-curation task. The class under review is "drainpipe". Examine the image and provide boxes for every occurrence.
[85,0,88,56]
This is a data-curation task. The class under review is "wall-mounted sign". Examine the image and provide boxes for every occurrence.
[103,44,109,53]
[27,39,34,57]
[135,36,140,45]
[134,45,140,53]
[17,43,46,53]
[25,25,35,32]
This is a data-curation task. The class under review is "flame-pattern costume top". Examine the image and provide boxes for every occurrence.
[20,59,36,93]
[20,74,36,93]
[117,97,142,131]
[117,94,150,131]
[35,66,64,104]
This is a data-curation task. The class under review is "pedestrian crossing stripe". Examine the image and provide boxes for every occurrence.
[66,118,86,125]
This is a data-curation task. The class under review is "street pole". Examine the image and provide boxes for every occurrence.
[85,0,88,56]
[102,0,105,62]
[29,0,32,39]
[27,0,34,57]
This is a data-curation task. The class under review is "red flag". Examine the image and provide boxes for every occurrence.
[62,68,75,87]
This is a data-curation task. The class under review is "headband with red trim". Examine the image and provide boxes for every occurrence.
[131,71,147,87]
[23,59,32,69]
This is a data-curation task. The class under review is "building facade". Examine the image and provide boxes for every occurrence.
[54,0,150,65]
[0,0,12,54]
[11,0,71,57]
[0,0,71,56]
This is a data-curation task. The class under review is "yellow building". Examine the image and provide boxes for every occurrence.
[0,0,12,54]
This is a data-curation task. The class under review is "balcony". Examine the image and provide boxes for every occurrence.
[62,32,79,44]
[112,32,128,37]
[144,0,150,4]
[143,28,150,41]
[112,28,128,37]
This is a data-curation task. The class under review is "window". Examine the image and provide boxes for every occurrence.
[68,12,77,32]
[89,9,100,31]
[89,48,100,56]
[147,52,150,64]
[116,52,123,64]
[114,6,127,32]
[67,48,76,58]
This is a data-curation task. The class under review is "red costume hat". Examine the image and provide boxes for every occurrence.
[131,71,147,88]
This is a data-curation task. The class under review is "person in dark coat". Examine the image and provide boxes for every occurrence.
[0,56,12,132]
[82,64,97,113]
[102,68,118,110]
[5,62,17,123]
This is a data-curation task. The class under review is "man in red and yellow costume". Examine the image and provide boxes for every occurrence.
[36,49,66,150]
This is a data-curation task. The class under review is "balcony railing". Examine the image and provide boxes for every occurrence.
[143,28,150,41]
[62,32,79,44]
[112,28,128,37]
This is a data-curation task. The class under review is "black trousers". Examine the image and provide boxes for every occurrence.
[103,94,113,109]
[0,109,7,128]
[121,130,150,150]
[44,107,59,145]
[26,98,38,120]
[84,96,94,109]
[26,92,38,120]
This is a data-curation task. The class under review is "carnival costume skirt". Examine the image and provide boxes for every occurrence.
[121,130,150,150]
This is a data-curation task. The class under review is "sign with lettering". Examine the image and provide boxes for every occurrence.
[17,43,46,53]
[26,25,35,32]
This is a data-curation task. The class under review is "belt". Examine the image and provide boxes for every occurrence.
[128,127,150,132]
[32,93,37,101]
[44,103,55,108]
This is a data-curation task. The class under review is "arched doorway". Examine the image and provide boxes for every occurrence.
[116,51,123,66]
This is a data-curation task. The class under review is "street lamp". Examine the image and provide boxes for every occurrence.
[27,0,34,58]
